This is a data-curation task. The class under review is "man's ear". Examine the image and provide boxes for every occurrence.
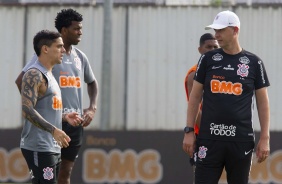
[198,47,202,54]
[234,26,239,35]
[42,45,48,54]
[61,27,67,35]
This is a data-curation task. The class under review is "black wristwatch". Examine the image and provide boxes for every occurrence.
[184,126,194,133]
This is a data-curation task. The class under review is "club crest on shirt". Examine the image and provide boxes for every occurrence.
[43,167,54,180]
[198,146,208,159]
[237,64,249,77]
[212,53,223,61]
[239,56,250,64]
[74,57,81,71]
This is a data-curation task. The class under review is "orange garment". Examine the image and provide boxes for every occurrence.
[184,64,199,135]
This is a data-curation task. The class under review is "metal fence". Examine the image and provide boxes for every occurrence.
[0,4,280,130]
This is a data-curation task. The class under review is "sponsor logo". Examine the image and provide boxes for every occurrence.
[223,64,234,70]
[193,152,197,162]
[212,53,223,61]
[212,75,225,80]
[63,108,82,116]
[64,59,72,64]
[210,79,243,95]
[198,146,208,159]
[258,61,266,84]
[43,167,54,180]
[239,56,250,64]
[60,71,69,75]
[20,138,24,146]
[53,138,61,148]
[83,149,163,183]
[237,64,249,77]
[59,76,81,88]
[210,123,236,137]
[245,149,252,155]
[52,96,63,110]
[30,169,34,179]
[212,65,222,70]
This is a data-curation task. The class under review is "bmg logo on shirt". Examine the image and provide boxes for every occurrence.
[210,79,242,95]
[52,96,63,110]
[210,123,236,136]
[59,76,81,88]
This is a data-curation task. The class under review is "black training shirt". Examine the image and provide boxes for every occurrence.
[194,48,270,142]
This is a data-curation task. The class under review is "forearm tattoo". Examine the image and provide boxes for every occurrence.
[21,69,55,135]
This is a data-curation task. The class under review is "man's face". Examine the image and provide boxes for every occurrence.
[199,39,219,54]
[64,21,82,45]
[214,27,236,49]
[47,37,65,65]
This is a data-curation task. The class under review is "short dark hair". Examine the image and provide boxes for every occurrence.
[199,33,216,46]
[33,30,61,56]
[55,8,83,33]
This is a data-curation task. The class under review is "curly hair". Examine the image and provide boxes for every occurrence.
[55,8,83,33]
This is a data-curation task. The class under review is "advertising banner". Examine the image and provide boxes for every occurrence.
[0,129,281,184]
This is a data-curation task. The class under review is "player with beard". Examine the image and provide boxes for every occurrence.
[16,9,98,184]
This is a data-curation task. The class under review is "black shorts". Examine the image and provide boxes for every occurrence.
[61,122,84,162]
[21,148,61,184]
[195,139,254,184]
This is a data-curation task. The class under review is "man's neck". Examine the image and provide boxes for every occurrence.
[63,41,72,54]
[223,41,242,55]
[38,57,53,72]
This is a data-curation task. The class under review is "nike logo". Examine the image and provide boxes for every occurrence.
[245,149,252,155]
[212,66,222,69]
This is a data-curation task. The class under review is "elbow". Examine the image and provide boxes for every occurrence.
[22,109,28,119]
[88,79,99,90]
[22,105,32,119]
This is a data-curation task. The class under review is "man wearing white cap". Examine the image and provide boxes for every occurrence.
[183,10,270,183]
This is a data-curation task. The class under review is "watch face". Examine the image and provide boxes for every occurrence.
[184,127,194,133]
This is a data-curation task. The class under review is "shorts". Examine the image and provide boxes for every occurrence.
[195,139,254,184]
[21,148,61,184]
[61,122,84,162]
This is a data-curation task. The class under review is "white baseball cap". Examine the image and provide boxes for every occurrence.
[205,10,240,30]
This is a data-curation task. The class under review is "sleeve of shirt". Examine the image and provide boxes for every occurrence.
[254,59,270,90]
[82,53,96,84]
[194,54,207,84]
[22,54,38,72]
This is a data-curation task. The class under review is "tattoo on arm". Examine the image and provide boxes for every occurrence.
[21,69,55,135]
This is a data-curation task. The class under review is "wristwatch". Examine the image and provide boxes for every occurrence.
[184,126,194,133]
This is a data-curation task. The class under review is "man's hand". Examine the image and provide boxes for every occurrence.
[65,112,84,127]
[256,137,270,163]
[182,132,196,158]
[53,128,71,148]
[81,108,96,127]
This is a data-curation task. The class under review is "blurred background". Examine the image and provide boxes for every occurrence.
[0,0,281,183]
